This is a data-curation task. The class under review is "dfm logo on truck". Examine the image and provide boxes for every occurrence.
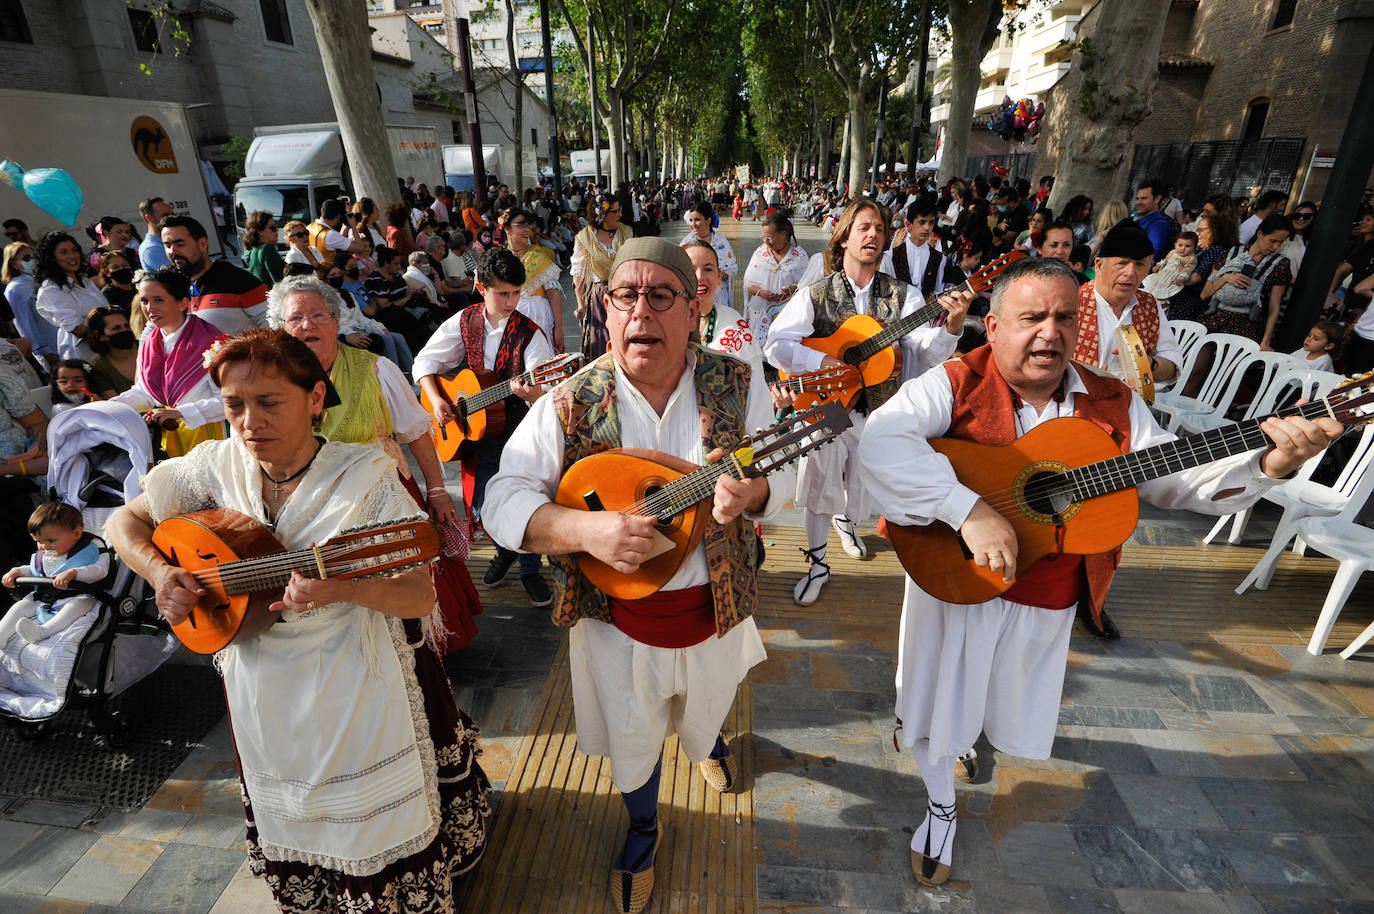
[130,116,179,174]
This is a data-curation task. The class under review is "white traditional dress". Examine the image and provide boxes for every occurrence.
[742,241,809,346]
[515,244,561,346]
[699,301,763,372]
[140,438,489,910]
[679,228,738,310]
[859,365,1283,761]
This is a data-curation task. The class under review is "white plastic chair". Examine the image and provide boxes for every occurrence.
[1153,334,1259,431]
[1175,351,1290,434]
[1235,450,1374,655]
[28,386,56,419]
[1203,368,1356,546]
[1169,320,1206,361]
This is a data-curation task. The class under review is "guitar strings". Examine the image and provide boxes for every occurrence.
[969,398,1334,516]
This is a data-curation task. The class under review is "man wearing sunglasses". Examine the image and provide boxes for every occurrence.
[2,219,32,246]
[483,237,789,914]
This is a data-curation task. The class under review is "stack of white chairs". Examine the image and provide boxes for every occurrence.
[1173,351,1291,435]
[1234,438,1374,655]
[1153,333,1259,431]
[1155,320,1206,395]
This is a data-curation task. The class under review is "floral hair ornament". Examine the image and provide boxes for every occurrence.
[201,335,232,369]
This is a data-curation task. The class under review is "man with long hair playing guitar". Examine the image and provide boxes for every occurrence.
[858,256,1342,889]
[481,238,795,914]
[765,198,973,606]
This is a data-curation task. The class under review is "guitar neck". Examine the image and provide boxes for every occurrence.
[200,547,329,596]
[464,368,532,415]
[631,459,751,521]
[852,281,969,364]
[1063,399,1333,500]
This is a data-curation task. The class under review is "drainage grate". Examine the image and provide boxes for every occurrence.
[0,662,225,813]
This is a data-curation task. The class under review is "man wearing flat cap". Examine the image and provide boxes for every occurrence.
[1073,222,1186,637]
[482,236,793,913]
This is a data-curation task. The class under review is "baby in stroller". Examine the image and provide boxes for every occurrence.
[1,502,111,649]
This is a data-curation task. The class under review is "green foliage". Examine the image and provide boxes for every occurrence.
[1058,37,1100,115]
[127,2,192,76]
[220,133,252,180]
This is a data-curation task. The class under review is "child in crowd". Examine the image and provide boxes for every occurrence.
[1142,232,1198,300]
[1069,244,1093,285]
[1,503,111,649]
[413,248,555,607]
[50,359,96,412]
[1292,320,1343,373]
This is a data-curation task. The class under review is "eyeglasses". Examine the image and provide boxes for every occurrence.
[607,286,686,312]
[1293,212,1315,221]
[267,224,279,231]
[290,232,307,238]
[3,231,21,240]
[283,311,334,327]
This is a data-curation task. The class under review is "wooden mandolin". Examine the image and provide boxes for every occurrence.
[802,249,1027,390]
[555,401,852,599]
[774,364,865,417]
[151,509,440,654]
[885,373,1374,604]
[422,351,583,461]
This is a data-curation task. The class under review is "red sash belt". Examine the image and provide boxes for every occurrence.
[609,584,715,648]
[1004,553,1084,610]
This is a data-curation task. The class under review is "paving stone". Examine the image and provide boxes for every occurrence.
[1158,672,1275,714]
[1286,715,1362,737]
[757,863,842,906]
[167,813,247,850]
[1219,895,1267,914]
[119,807,192,843]
[0,825,100,894]
[1154,709,1218,732]
[1074,825,1243,892]
[206,856,276,914]
[1247,676,1364,719]
[48,833,165,905]
[1272,734,1374,784]
[808,652,896,693]
[0,890,93,913]
[995,821,1097,887]
[1250,898,1374,913]
[1062,669,1187,711]
[1271,780,1374,836]
[1195,778,1301,833]
[1059,726,1159,775]
[1130,728,1228,778]
[1196,733,1308,781]
[120,842,245,914]
[1108,773,1224,829]
[1303,834,1374,901]
[1210,833,1334,897]
[1114,888,1235,914]
[1059,707,1168,729]
[1206,712,1303,735]
[973,881,1053,912]
[1040,883,1125,912]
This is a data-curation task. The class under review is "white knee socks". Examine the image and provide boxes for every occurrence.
[910,738,957,864]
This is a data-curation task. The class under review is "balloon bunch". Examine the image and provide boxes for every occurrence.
[987,97,1047,145]
[0,159,85,225]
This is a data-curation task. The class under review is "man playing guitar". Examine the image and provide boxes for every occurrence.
[857,256,1341,889]
[765,199,972,605]
[1072,222,1184,637]
[481,238,792,914]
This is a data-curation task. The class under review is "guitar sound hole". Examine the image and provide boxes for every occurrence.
[1023,471,1074,517]
[642,484,680,526]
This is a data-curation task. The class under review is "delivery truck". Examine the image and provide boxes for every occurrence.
[570,149,611,180]
[441,144,540,193]
[0,87,220,254]
[232,123,442,232]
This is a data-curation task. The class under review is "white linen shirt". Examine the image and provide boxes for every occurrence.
[1090,288,1184,377]
[412,310,555,382]
[483,351,791,590]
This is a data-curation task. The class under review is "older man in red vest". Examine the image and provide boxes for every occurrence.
[859,256,1340,889]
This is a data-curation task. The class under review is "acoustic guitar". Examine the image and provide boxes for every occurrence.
[423,351,583,461]
[775,364,865,417]
[1079,325,1155,404]
[555,401,852,599]
[801,249,1027,390]
[151,509,439,654]
[884,373,1374,604]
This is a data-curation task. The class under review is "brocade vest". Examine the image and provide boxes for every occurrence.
[890,241,947,298]
[943,345,1133,625]
[1073,282,1161,367]
[546,348,760,638]
[808,270,908,412]
[457,303,536,430]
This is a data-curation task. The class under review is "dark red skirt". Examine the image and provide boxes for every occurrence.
[241,620,491,913]
[400,474,483,654]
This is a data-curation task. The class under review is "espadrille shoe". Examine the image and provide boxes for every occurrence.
[610,829,660,914]
[912,798,957,887]
[953,749,979,784]
[699,750,738,792]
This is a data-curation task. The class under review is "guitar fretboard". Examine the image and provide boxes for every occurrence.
[461,367,535,416]
[1057,399,1331,502]
[850,283,965,365]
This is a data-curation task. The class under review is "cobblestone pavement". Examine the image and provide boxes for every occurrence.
[2,213,1371,913]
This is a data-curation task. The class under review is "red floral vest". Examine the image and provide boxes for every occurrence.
[1073,281,1160,366]
[943,346,1133,623]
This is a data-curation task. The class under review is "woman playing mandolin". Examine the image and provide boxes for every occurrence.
[269,274,482,652]
[106,329,489,912]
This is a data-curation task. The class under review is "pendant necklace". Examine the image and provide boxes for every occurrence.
[260,441,322,501]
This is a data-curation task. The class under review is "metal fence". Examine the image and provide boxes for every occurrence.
[963,151,1041,186]
[1127,137,1307,209]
